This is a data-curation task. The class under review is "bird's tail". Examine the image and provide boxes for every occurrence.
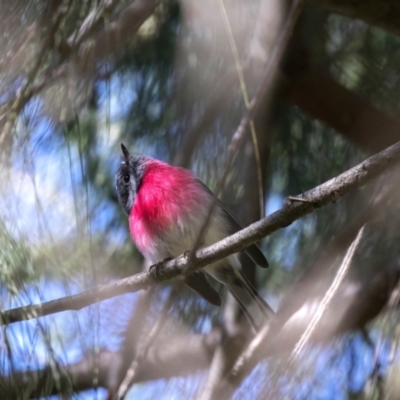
[225,269,274,332]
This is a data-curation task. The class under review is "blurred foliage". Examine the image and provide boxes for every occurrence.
[1,0,400,399]
[0,222,33,294]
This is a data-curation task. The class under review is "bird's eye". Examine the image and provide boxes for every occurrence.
[123,174,130,183]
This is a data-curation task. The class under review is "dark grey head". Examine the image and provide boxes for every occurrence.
[116,143,147,215]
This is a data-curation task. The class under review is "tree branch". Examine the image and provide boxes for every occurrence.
[0,0,161,145]
[2,138,400,324]
[289,225,365,361]
[67,0,121,49]
[283,66,400,153]
[81,0,161,66]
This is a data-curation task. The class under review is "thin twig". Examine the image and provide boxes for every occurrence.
[0,0,160,147]
[230,323,270,377]
[67,0,120,48]
[259,225,366,399]
[0,0,72,146]
[197,344,226,400]
[218,0,264,218]
[187,0,305,267]
[289,225,365,362]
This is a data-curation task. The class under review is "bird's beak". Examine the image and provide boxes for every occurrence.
[121,143,130,161]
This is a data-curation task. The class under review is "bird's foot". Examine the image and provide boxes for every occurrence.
[184,249,193,260]
[149,257,172,278]
[182,249,198,278]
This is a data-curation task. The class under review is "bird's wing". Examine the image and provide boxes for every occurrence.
[198,181,269,268]
[184,271,222,306]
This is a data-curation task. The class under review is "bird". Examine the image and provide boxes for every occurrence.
[115,143,274,331]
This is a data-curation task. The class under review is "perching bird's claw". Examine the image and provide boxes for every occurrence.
[184,249,193,260]
[149,257,172,278]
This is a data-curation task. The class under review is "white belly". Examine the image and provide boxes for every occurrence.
[145,205,232,278]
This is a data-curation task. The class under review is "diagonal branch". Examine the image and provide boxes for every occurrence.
[67,0,121,49]
[2,138,400,324]
[283,66,400,153]
[289,225,365,361]
[84,0,161,64]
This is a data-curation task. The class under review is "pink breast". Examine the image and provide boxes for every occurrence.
[129,161,209,256]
